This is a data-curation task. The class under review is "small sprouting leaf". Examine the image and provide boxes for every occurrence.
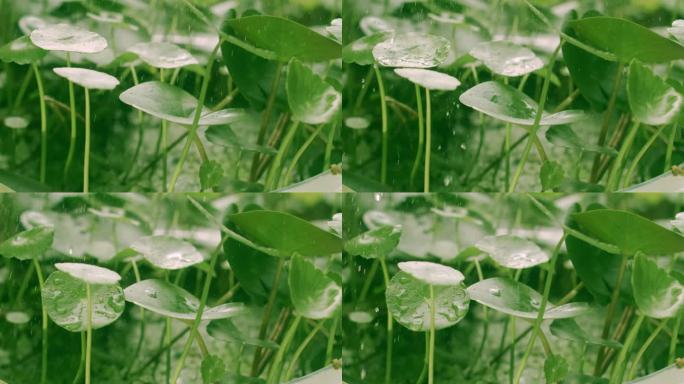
[567,16,684,63]
[459,81,585,126]
[124,279,247,320]
[632,254,684,318]
[201,355,226,384]
[54,262,121,285]
[42,270,124,332]
[0,36,46,64]
[207,318,279,349]
[229,210,342,257]
[627,59,682,126]
[393,68,461,91]
[30,23,107,53]
[127,42,198,69]
[544,354,569,384]
[288,254,341,319]
[573,209,684,255]
[223,15,341,62]
[549,318,622,348]
[372,32,450,68]
[0,226,54,260]
[200,160,224,191]
[470,41,543,77]
[545,125,618,155]
[343,32,392,65]
[386,270,469,332]
[344,225,402,259]
[130,235,203,270]
[286,58,341,125]
[53,67,119,90]
[540,161,565,191]
[475,235,549,269]
[467,277,591,319]
[119,81,246,126]
[397,261,465,286]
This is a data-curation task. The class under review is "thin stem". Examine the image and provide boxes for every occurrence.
[416,333,429,384]
[33,259,48,384]
[380,258,393,384]
[252,258,286,375]
[607,120,640,191]
[160,68,168,192]
[424,88,431,193]
[265,120,300,190]
[122,65,144,183]
[32,63,47,184]
[595,253,629,375]
[250,62,284,181]
[267,316,302,384]
[64,53,78,181]
[282,123,325,187]
[666,123,678,172]
[504,123,512,190]
[610,314,645,384]
[323,120,337,172]
[374,64,389,184]
[623,124,667,188]
[626,319,667,380]
[124,260,145,379]
[670,313,682,363]
[283,320,325,381]
[83,88,91,192]
[410,84,425,189]
[428,284,436,384]
[591,62,625,182]
[71,332,85,384]
[325,315,339,364]
[85,283,93,384]
[169,41,220,192]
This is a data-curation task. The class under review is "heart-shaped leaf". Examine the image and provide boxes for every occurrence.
[632,254,684,318]
[42,270,124,332]
[344,225,402,259]
[286,58,341,125]
[53,67,119,90]
[288,254,341,319]
[475,235,549,269]
[459,81,585,126]
[467,277,591,319]
[393,68,461,91]
[372,32,450,68]
[0,226,54,260]
[627,59,682,126]
[55,262,121,285]
[127,41,198,69]
[130,235,203,270]
[30,23,107,53]
[123,279,247,320]
[470,41,544,77]
[0,36,46,64]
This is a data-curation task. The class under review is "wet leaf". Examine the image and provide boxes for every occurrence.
[229,210,342,257]
[0,36,46,64]
[573,209,684,255]
[545,125,617,155]
[0,226,54,260]
[467,277,591,319]
[343,32,392,65]
[627,59,682,126]
[632,254,684,318]
[386,270,469,332]
[549,318,622,348]
[30,23,107,53]
[344,224,402,259]
[286,58,341,124]
[55,262,121,285]
[123,279,247,320]
[372,32,450,68]
[397,261,465,286]
[42,270,124,332]
[207,318,279,349]
[53,67,119,90]
[127,42,198,69]
[470,41,543,77]
[393,68,461,91]
[200,160,224,191]
[288,254,341,319]
[130,235,203,270]
[459,81,585,126]
[119,81,246,125]
[475,235,549,269]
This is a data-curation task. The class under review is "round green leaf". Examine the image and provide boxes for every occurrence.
[372,33,450,68]
[397,261,465,286]
[549,318,622,348]
[573,209,684,255]
[130,235,203,270]
[459,81,585,126]
[470,41,544,77]
[53,67,119,90]
[288,254,341,319]
[123,279,247,320]
[393,68,461,91]
[386,270,469,332]
[0,226,54,260]
[229,210,342,257]
[119,81,246,125]
[567,16,684,63]
[467,277,591,319]
[344,224,402,259]
[42,270,124,332]
[222,15,341,62]
[55,262,121,285]
[286,58,341,125]
[632,254,684,318]
[127,42,198,69]
[627,59,682,126]
[30,23,107,53]
[0,36,46,64]
[343,32,392,65]
[207,318,279,349]
[475,235,549,269]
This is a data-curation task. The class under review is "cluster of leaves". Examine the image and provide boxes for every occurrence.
[343,193,684,383]
[0,193,342,384]
[0,0,341,193]
[343,0,684,193]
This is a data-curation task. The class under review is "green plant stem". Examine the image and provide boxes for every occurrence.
[282,123,325,187]
[514,233,567,384]
[504,123,512,190]
[623,124,667,188]
[595,253,629,375]
[64,53,78,181]
[85,283,93,384]
[82,88,91,192]
[252,258,286,375]
[627,318,667,380]
[410,84,425,189]
[591,62,624,182]
[283,320,325,381]
[264,120,300,190]
[160,68,168,192]
[122,65,144,183]
[169,41,220,192]
[428,284,436,384]
[416,332,429,384]
[33,259,47,384]
[323,120,337,171]
[124,260,145,379]
[11,67,33,112]
[380,258,393,384]
[424,88,432,192]
[170,241,223,383]
[666,123,678,172]
[267,316,302,384]
[374,64,389,184]
[326,315,338,364]
[611,314,645,384]
[250,62,284,182]
[72,332,85,384]
[607,120,640,191]
[32,63,47,184]
[508,44,560,193]
[670,313,682,363]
